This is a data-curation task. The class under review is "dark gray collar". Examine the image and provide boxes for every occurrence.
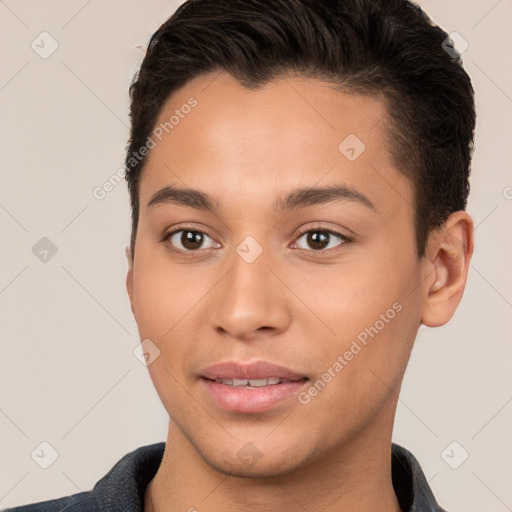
[391,443,447,511]
[91,442,446,511]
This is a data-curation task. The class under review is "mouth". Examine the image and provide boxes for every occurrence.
[207,377,306,388]
[199,361,309,413]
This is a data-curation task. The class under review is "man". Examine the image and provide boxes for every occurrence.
[8,0,475,510]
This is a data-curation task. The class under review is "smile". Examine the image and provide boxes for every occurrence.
[212,377,301,388]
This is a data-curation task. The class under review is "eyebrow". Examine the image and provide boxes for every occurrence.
[147,184,376,213]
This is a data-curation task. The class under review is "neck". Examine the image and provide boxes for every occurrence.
[144,418,402,512]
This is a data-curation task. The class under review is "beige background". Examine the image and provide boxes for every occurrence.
[1,1,511,510]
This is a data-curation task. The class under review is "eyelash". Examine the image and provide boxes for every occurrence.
[161,224,352,258]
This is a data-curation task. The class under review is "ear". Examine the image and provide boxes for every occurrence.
[420,211,474,327]
[125,246,136,316]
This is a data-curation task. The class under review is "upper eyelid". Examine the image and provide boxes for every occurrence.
[163,227,218,247]
[295,226,349,239]
[163,225,216,242]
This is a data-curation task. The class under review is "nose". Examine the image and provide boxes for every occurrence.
[209,243,292,341]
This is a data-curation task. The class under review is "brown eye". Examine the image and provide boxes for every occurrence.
[180,230,205,250]
[164,229,219,252]
[294,229,348,252]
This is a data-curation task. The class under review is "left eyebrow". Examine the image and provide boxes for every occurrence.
[272,184,376,213]
[146,183,376,213]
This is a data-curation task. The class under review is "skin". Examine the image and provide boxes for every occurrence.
[125,71,474,512]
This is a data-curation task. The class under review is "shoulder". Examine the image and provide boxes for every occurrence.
[4,492,98,511]
[4,442,165,512]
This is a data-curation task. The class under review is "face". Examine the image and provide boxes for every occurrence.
[126,72,428,477]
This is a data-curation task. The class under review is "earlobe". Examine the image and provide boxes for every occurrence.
[421,211,474,327]
[125,246,133,271]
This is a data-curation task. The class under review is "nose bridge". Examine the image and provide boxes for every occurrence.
[230,239,270,299]
[210,237,289,338]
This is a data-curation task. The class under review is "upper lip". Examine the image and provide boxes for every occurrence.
[200,361,308,381]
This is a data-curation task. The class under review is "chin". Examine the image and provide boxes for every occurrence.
[183,429,311,479]
[203,449,307,479]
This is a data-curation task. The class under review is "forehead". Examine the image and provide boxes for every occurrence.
[138,71,412,219]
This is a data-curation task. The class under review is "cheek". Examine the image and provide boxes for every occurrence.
[303,250,420,385]
[131,245,196,337]
[131,254,200,415]
[131,246,209,363]
[293,257,403,337]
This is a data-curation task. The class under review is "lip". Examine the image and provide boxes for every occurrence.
[200,360,308,381]
[200,360,309,414]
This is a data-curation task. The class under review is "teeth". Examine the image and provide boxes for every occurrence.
[215,378,232,385]
[248,379,268,387]
[214,377,286,387]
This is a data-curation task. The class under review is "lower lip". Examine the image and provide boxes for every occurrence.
[201,378,308,413]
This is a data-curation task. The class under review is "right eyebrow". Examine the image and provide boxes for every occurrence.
[147,185,220,212]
